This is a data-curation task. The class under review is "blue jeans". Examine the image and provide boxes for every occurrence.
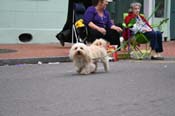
[144,31,163,53]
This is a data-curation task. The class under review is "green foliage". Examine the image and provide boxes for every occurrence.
[128,19,136,27]
[135,32,149,44]
[122,18,136,28]
[151,18,169,32]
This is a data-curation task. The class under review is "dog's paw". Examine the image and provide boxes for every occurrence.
[80,69,91,75]
[79,63,96,75]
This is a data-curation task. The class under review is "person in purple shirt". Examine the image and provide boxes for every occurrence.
[83,0,123,48]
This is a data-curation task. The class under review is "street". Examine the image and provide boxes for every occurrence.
[0,60,175,116]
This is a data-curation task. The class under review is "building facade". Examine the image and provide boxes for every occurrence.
[0,0,68,43]
[144,0,173,40]
[0,0,174,44]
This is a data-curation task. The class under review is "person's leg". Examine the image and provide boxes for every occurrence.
[56,29,71,46]
[155,31,163,53]
[144,31,157,51]
[105,29,121,49]
[144,31,164,59]
[87,28,104,43]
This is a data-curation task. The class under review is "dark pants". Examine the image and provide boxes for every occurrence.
[87,28,121,47]
[144,31,163,53]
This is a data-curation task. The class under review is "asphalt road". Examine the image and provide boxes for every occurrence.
[0,60,175,116]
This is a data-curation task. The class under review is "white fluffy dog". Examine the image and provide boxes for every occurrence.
[69,40,109,75]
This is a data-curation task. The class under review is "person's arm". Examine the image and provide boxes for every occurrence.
[140,15,152,29]
[88,22,106,35]
[125,15,132,25]
[124,13,138,33]
[124,13,136,25]
[105,10,123,32]
[111,25,123,32]
[83,6,95,26]
[83,7,106,35]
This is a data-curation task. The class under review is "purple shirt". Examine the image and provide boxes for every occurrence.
[83,6,113,28]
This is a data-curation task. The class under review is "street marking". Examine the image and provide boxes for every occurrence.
[132,60,175,64]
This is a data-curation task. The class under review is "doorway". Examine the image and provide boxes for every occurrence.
[107,0,144,25]
[170,0,175,40]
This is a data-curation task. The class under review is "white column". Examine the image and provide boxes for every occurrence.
[144,0,154,24]
[167,0,171,40]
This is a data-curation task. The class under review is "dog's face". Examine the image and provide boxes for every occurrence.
[69,43,90,60]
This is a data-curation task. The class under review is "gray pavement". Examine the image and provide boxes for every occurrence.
[0,61,175,116]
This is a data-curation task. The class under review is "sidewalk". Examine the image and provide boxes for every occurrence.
[0,41,175,65]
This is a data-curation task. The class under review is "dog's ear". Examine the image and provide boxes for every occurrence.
[69,45,74,60]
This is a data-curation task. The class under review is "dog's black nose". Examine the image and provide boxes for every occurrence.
[77,51,81,54]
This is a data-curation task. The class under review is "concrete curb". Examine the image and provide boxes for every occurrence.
[0,56,175,66]
[0,56,71,66]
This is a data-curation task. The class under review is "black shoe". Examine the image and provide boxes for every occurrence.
[151,56,164,60]
[56,33,64,46]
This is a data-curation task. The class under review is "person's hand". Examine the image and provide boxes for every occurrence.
[114,26,123,32]
[111,25,123,32]
[142,27,152,32]
[97,27,106,35]
[88,22,107,35]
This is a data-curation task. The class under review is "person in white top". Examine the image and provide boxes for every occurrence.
[124,2,164,59]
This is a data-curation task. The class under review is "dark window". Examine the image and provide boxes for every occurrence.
[155,0,165,17]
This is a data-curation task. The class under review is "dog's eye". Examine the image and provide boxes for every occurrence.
[80,47,83,50]
[74,47,78,50]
